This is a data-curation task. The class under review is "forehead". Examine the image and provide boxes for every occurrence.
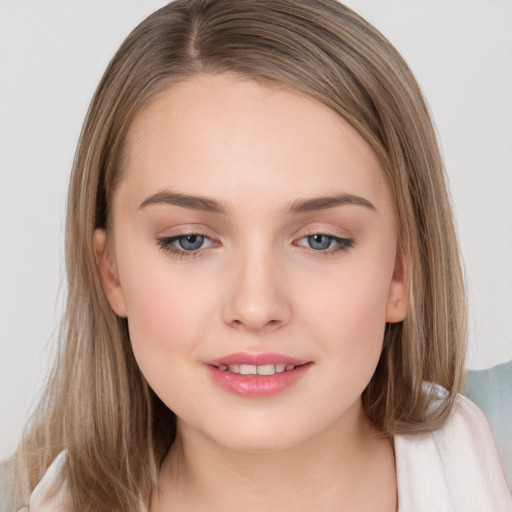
[118,73,390,214]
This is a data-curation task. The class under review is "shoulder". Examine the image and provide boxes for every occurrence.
[395,384,512,511]
[0,456,15,511]
[0,451,73,512]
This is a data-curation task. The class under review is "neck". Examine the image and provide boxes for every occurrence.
[152,400,397,512]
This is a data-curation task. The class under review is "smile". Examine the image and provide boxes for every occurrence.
[204,352,313,398]
[214,363,296,375]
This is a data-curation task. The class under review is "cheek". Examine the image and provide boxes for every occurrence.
[127,278,194,343]
[300,255,393,375]
[117,254,217,383]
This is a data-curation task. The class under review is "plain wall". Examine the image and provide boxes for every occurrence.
[1,0,511,460]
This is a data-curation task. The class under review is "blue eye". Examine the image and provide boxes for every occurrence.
[157,233,214,258]
[296,233,354,253]
[177,234,205,251]
[307,234,334,250]
[157,231,354,259]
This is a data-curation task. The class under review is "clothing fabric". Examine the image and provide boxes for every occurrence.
[2,387,512,511]
[465,359,512,488]
[395,387,512,511]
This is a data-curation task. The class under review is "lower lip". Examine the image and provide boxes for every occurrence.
[204,363,313,398]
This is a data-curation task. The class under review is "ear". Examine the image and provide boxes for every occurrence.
[93,229,127,317]
[385,249,409,323]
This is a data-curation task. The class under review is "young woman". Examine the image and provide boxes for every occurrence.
[2,1,511,510]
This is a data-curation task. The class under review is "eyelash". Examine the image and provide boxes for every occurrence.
[156,232,355,259]
[157,232,214,260]
[296,233,355,255]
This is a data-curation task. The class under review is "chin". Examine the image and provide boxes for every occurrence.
[215,431,303,455]
[198,412,320,454]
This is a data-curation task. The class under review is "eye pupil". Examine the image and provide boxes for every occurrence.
[178,234,204,250]
[308,234,332,250]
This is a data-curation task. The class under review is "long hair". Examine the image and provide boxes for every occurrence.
[12,1,466,510]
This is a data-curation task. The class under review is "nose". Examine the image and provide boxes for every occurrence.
[221,245,292,333]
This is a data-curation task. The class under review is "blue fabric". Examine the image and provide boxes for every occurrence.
[465,360,512,491]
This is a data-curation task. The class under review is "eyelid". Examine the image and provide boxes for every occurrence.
[295,226,348,238]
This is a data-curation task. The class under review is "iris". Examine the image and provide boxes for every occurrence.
[307,234,333,250]
[178,234,204,251]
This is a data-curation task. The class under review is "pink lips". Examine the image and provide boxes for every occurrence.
[206,352,309,367]
[204,352,312,398]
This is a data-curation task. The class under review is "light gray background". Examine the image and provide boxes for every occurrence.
[1,0,511,460]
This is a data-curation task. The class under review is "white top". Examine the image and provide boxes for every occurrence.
[4,389,512,512]
[395,390,512,511]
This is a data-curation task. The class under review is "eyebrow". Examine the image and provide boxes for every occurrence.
[139,190,230,214]
[285,193,376,214]
[139,190,376,214]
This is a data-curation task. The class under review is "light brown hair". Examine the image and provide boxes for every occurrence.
[11,1,466,510]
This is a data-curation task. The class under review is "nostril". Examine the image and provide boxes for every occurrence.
[228,317,280,329]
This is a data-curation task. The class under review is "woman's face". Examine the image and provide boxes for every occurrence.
[95,73,407,452]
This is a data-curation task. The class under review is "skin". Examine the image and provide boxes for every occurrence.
[94,73,408,511]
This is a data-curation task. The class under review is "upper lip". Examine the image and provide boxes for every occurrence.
[206,352,310,367]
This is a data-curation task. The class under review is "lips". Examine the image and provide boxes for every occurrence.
[204,352,313,398]
[206,352,309,367]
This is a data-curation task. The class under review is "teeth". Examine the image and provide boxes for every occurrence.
[275,363,287,373]
[257,364,276,376]
[219,363,297,375]
[239,364,257,375]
